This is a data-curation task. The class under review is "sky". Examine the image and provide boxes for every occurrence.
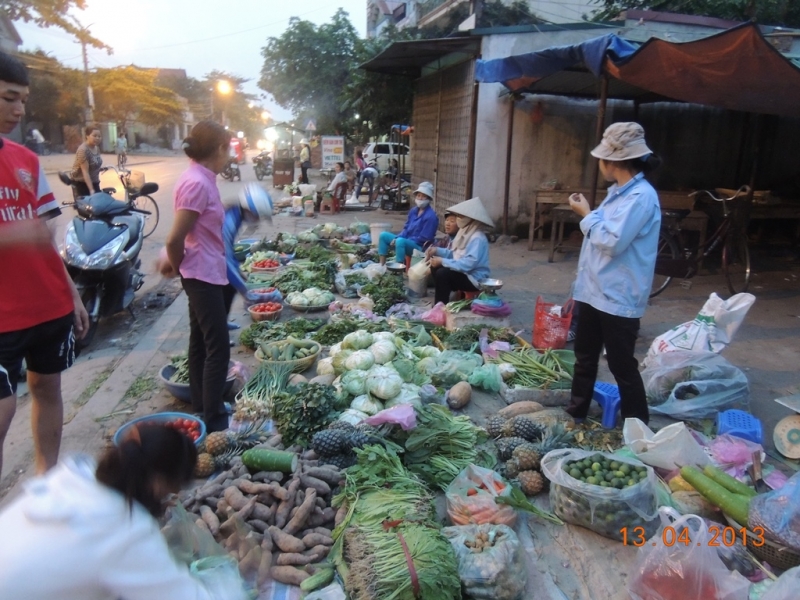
[14,0,368,121]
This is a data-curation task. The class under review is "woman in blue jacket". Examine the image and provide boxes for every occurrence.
[378,181,439,265]
[426,196,493,305]
[565,122,662,425]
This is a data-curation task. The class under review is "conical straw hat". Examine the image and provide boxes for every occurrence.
[446,197,494,228]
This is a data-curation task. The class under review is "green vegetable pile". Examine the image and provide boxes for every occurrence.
[234,362,292,422]
[312,317,388,346]
[239,318,324,350]
[294,244,335,262]
[168,355,190,384]
[392,404,494,491]
[360,274,406,316]
[271,383,343,447]
[268,260,337,295]
[441,325,519,353]
[258,337,319,362]
[494,348,574,389]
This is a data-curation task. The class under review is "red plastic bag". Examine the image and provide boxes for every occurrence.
[532,296,573,350]
[628,507,750,600]
[446,465,517,527]
[420,301,447,326]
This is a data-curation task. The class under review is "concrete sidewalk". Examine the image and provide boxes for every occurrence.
[38,152,170,175]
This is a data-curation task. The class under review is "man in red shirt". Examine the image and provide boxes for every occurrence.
[0,52,88,479]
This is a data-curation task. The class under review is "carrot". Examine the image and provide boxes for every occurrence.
[493,481,506,493]
[467,488,478,496]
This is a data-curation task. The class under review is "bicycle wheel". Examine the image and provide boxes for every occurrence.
[649,230,680,298]
[723,234,750,295]
[133,195,159,238]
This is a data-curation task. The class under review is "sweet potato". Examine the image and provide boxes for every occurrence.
[223,486,249,511]
[261,528,273,553]
[199,505,220,536]
[307,506,335,529]
[208,468,234,486]
[195,518,210,533]
[276,552,318,566]
[216,499,231,520]
[257,546,273,587]
[251,470,284,483]
[315,497,327,510]
[265,434,283,448]
[286,444,303,454]
[251,502,273,523]
[302,449,318,460]
[300,474,331,496]
[275,478,300,529]
[304,544,330,559]
[302,533,334,547]
[203,496,220,508]
[248,519,269,533]
[195,483,224,502]
[236,480,272,495]
[334,504,348,527]
[303,466,343,486]
[234,496,258,521]
[311,527,333,538]
[239,546,262,579]
[498,401,544,418]
[284,488,317,535]
[268,526,306,553]
[270,566,309,586]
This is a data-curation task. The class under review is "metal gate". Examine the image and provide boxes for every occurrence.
[411,60,477,222]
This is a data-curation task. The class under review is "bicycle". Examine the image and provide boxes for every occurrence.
[117,151,127,169]
[650,185,751,298]
[103,166,160,238]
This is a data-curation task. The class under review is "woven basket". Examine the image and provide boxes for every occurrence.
[255,341,320,374]
[287,303,330,313]
[725,515,800,571]
[248,305,282,322]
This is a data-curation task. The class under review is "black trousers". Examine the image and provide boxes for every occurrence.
[181,278,233,432]
[300,165,309,184]
[566,301,649,424]
[72,180,100,199]
[433,267,477,305]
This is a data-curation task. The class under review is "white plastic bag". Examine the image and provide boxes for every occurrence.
[628,508,750,600]
[623,418,711,470]
[761,566,800,600]
[642,351,749,420]
[644,292,755,366]
[407,259,431,297]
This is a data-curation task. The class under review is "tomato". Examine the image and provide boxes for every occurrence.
[191,431,200,441]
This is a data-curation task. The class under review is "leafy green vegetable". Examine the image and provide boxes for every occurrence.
[239,318,324,350]
[271,383,342,447]
[360,274,406,316]
[312,317,388,346]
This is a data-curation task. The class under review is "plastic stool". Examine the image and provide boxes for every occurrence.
[593,382,621,429]
[717,409,763,444]
[457,290,480,300]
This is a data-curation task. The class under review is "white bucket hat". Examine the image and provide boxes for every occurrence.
[414,181,434,200]
[300,138,309,145]
[447,197,494,228]
[591,122,652,161]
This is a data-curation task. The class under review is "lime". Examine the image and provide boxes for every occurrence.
[614,470,626,478]
[610,461,620,470]
[604,471,614,482]
[569,468,582,479]
[583,469,594,478]
[599,481,609,487]
[619,464,631,476]
[591,462,602,472]
[586,476,598,485]
[627,479,636,486]
[611,478,622,488]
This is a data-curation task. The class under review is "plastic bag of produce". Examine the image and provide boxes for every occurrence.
[761,566,800,600]
[623,418,711,470]
[190,556,250,600]
[334,269,369,298]
[628,507,750,600]
[467,364,503,393]
[162,504,228,565]
[443,524,527,600]
[541,449,659,541]
[641,351,749,420]
[644,292,755,365]
[749,471,800,551]
[446,465,517,527]
[427,350,484,387]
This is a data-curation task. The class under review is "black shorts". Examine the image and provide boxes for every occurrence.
[0,313,75,398]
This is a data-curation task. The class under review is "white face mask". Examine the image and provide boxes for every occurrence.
[456,217,470,229]
[415,199,430,209]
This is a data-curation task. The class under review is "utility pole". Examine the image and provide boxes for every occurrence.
[72,20,95,125]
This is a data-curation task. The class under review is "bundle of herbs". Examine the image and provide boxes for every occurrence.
[293,244,335,262]
[394,404,494,491]
[168,355,190,384]
[494,348,574,389]
[233,362,292,422]
[271,383,343,446]
[361,274,406,316]
[443,325,519,353]
[239,318,324,350]
[269,261,337,295]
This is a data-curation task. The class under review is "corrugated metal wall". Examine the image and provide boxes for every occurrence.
[411,60,476,223]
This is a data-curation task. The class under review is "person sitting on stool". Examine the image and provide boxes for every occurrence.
[378,181,438,265]
[433,211,459,250]
[426,196,493,305]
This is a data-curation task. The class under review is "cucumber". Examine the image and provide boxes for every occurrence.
[241,448,298,473]
[300,567,335,592]
[288,336,317,349]
[282,344,294,361]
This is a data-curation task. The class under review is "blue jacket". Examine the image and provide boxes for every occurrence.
[399,205,438,247]
[223,206,248,296]
[573,173,661,318]
[433,231,491,287]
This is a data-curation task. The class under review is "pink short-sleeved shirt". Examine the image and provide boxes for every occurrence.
[173,161,227,285]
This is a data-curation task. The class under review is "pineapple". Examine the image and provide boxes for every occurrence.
[486,415,507,438]
[533,424,576,455]
[205,422,267,457]
[322,453,357,470]
[194,449,238,478]
[204,431,231,456]
[512,443,542,471]
[495,436,527,461]
[505,458,521,478]
[502,416,543,442]
[312,429,348,457]
[328,421,356,432]
[518,470,545,496]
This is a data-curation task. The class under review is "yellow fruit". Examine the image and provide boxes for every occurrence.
[205,431,230,456]
[194,453,215,478]
[518,470,545,496]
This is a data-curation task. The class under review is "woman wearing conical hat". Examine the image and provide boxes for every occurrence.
[425,197,494,305]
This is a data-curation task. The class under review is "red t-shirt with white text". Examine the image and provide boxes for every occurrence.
[0,139,74,333]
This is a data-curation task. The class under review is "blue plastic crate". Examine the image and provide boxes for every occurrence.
[593,382,621,429]
[717,409,763,444]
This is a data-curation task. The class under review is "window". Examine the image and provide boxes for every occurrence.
[375,144,390,154]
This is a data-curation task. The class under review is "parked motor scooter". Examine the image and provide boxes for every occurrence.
[58,171,154,349]
[221,158,241,181]
[253,152,273,180]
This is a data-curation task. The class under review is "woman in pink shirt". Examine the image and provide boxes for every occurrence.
[162,121,231,432]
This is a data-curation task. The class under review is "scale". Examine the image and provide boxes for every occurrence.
[773,393,800,459]
[478,278,504,299]
[385,261,406,276]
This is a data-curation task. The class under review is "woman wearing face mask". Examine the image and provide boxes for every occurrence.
[425,197,493,305]
[377,181,439,265]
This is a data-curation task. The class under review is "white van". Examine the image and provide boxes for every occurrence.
[363,142,411,173]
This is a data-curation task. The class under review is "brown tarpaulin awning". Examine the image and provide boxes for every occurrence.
[605,24,800,117]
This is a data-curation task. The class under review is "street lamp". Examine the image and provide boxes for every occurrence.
[216,80,232,95]
[261,110,271,122]
[209,80,233,125]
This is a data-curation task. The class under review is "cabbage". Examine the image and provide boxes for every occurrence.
[329,342,343,357]
[366,366,403,400]
[332,350,353,375]
[316,357,335,376]
[385,394,422,410]
[350,394,383,416]
[371,331,396,344]
[413,346,441,359]
[391,358,417,383]
[342,330,374,351]
[369,340,396,365]
[286,291,308,306]
[341,369,369,396]
[338,408,369,426]
[303,287,334,306]
[297,231,319,243]
[345,350,375,372]
[417,356,438,374]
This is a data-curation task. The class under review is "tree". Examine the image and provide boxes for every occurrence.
[259,8,360,134]
[91,66,184,129]
[2,0,107,48]
[590,0,800,28]
[20,50,84,127]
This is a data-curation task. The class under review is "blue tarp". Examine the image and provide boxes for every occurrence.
[475,35,638,85]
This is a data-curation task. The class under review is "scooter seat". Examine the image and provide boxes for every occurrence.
[112,215,142,244]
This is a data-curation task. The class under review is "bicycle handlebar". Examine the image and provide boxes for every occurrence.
[689,185,751,203]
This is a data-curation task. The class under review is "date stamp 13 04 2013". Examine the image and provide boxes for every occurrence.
[620,525,765,547]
